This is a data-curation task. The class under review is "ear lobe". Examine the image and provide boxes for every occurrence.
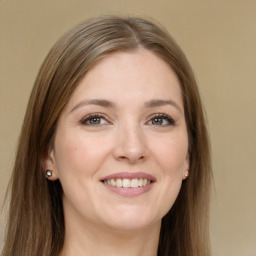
[42,150,59,181]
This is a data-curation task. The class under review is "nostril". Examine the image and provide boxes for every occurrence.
[112,130,148,164]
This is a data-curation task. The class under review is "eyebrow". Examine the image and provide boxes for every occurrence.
[144,99,182,113]
[70,99,116,113]
[70,98,182,113]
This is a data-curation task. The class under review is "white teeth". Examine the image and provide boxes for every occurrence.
[103,178,151,188]
[123,179,130,188]
[131,178,138,188]
[116,178,122,187]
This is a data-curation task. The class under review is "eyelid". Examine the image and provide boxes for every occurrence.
[80,113,112,126]
[146,113,175,126]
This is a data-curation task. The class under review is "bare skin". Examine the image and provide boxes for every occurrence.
[45,49,189,256]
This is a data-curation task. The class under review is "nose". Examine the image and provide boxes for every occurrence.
[112,123,148,164]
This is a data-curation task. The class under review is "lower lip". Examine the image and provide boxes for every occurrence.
[102,183,154,197]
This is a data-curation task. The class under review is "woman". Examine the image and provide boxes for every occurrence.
[2,16,212,256]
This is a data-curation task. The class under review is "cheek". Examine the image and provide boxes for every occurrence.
[149,133,188,215]
[52,132,110,209]
[53,132,107,180]
[151,133,189,174]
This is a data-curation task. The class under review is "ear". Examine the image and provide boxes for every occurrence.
[182,153,190,180]
[42,149,59,181]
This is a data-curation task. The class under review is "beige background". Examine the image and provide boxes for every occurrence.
[1,0,255,255]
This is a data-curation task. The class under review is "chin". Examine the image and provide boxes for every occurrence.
[98,206,161,232]
[105,218,158,232]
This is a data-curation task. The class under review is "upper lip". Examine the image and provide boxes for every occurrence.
[100,172,157,182]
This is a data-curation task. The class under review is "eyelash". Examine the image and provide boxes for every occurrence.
[147,113,175,126]
[80,113,110,126]
[80,113,175,127]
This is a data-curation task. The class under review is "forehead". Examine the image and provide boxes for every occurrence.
[66,49,183,110]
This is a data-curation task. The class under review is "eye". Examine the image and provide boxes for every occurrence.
[147,114,175,126]
[81,114,110,126]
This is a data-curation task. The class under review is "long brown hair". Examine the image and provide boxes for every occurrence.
[2,16,212,256]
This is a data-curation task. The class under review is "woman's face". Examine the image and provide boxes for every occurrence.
[45,49,189,231]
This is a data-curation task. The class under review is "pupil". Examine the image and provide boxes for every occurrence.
[91,118,100,124]
[153,118,163,125]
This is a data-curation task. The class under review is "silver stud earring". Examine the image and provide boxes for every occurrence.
[45,170,52,178]
[184,171,189,178]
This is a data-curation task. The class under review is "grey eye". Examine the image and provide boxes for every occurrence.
[148,114,175,126]
[88,117,102,124]
[81,115,109,126]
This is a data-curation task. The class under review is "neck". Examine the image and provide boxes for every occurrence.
[59,216,161,256]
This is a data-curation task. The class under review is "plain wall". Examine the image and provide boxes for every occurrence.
[1,1,255,255]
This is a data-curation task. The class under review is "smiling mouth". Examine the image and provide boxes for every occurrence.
[102,178,152,188]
